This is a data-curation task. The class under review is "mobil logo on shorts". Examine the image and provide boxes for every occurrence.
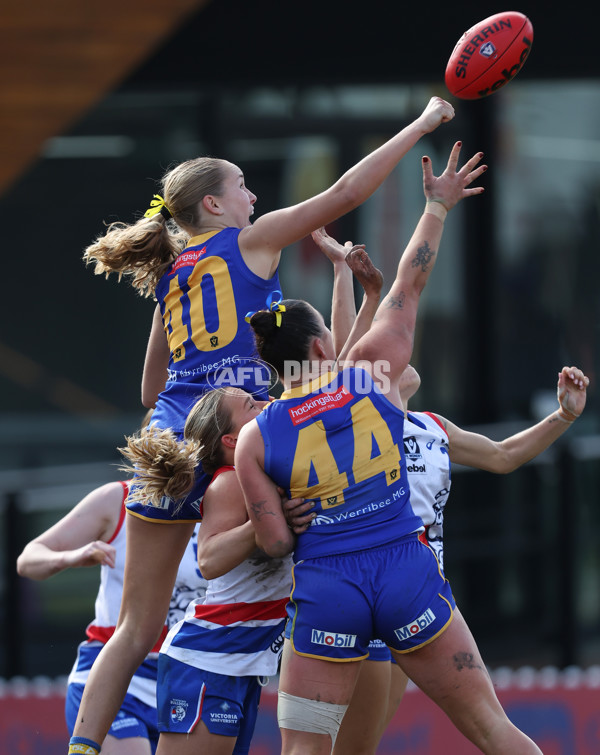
[311,629,357,647]
[394,608,436,642]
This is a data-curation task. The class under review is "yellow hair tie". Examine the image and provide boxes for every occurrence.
[244,290,287,327]
[270,302,286,327]
[267,290,286,327]
[144,194,172,219]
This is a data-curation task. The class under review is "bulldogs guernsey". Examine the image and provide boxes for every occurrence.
[67,482,205,708]
[159,467,292,680]
[255,368,424,562]
[405,411,451,571]
[152,228,281,435]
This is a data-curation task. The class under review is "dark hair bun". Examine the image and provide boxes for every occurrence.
[250,310,277,339]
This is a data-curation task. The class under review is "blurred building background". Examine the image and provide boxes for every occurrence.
[1,0,599,684]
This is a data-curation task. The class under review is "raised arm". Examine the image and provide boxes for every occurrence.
[442,366,589,472]
[239,97,456,270]
[311,227,357,356]
[235,420,295,558]
[347,141,486,404]
[16,481,123,580]
[311,226,384,364]
[337,246,384,365]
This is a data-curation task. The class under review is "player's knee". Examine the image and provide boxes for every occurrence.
[111,620,161,663]
[278,690,348,749]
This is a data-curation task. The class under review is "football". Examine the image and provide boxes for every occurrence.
[444,11,534,100]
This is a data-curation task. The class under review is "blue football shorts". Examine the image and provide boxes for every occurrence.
[157,655,263,754]
[66,683,159,752]
[285,534,455,660]
[367,639,393,662]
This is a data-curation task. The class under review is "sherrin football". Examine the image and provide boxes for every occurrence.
[445,11,534,100]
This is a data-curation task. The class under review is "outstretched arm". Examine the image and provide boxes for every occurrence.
[16,481,123,580]
[443,366,589,472]
[311,226,384,361]
[311,227,358,356]
[347,141,486,404]
[239,97,456,277]
[337,246,384,365]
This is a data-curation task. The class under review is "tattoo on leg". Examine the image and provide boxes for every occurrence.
[412,241,435,272]
[453,652,484,672]
[382,291,406,310]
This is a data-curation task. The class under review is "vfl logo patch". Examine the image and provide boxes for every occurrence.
[479,41,496,58]
[170,698,188,723]
[404,436,426,474]
[404,437,421,460]
[311,629,357,647]
[394,608,436,642]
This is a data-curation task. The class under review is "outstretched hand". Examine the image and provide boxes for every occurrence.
[345,247,384,299]
[422,141,487,211]
[557,365,589,420]
[312,226,362,265]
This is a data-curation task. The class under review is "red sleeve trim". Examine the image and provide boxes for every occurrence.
[423,412,448,438]
[106,481,129,544]
[200,466,235,519]
[210,465,235,485]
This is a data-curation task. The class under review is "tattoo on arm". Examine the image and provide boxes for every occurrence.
[250,500,276,520]
[382,292,406,310]
[411,241,435,272]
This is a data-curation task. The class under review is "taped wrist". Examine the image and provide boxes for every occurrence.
[424,200,448,222]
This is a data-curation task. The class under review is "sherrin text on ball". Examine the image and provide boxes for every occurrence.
[445,11,534,99]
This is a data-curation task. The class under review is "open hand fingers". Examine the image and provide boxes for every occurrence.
[444,140,463,173]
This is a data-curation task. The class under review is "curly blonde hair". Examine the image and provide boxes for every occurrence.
[84,157,230,298]
[120,389,235,507]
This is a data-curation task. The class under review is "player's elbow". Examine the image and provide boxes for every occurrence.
[257,534,294,559]
[196,559,221,581]
[486,452,518,475]
[141,389,158,409]
[330,180,364,215]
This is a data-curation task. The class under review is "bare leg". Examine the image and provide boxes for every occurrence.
[392,609,542,754]
[156,721,236,755]
[385,663,409,729]
[278,640,363,755]
[333,659,408,755]
[101,734,153,755]
[334,660,390,755]
[72,516,195,746]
